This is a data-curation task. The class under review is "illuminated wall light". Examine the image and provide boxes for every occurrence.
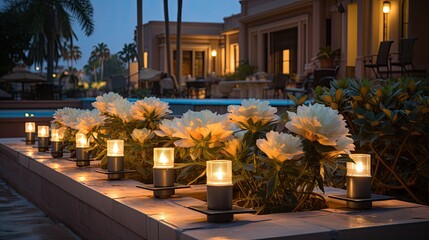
[383,1,391,13]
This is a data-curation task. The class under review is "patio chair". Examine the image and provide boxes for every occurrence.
[364,41,393,79]
[390,38,417,76]
[262,74,287,99]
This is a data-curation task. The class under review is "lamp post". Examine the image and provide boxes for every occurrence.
[346,154,372,209]
[383,1,391,41]
[106,139,125,180]
[37,126,50,152]
[211,49,217,74]
[153,147,175,198]
[25,122,36,145]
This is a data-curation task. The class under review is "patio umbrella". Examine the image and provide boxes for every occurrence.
[0,70,46,83]
[139,68,163,82]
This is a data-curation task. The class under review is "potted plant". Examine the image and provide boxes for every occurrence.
[317,46,340,68]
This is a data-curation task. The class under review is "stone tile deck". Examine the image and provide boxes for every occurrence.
[1,137,429,240]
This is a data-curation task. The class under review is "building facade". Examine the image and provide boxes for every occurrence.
[137,0,428,85]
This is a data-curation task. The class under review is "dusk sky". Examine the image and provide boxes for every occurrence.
[71,0,241,69]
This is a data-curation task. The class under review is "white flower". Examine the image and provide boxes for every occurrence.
[221,138,243,159]
[74,109,106,134]
[131,128,155,144]
[336,136,355,154]
[172,110,236,148]
[53,107,85,129]
[256,130,304,163]
[285,103,352,147]
[107,98,134,123]
[131,97,172,121]
[154,118,180,138]
[228,98,280,131]
[92,92,124,113]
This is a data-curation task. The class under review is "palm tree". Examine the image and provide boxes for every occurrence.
[92,42,111,82]
[118,43,138,94]
[62,43,82,68]
[6,0,94,84]
[175,0,183,91]
[87,51,98,83]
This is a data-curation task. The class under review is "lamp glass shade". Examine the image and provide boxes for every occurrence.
[76,132,90,148]
[206,160,232,186]
[25,122,36,133]
[153,148,174,168]
[51,128,63,142]
[347,154,371,177]
[211,49,217,57]
[383,1,390,13]
[37,126,49,137]
[107,139,124,157]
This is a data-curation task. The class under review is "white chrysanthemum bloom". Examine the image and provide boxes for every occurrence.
[107,98,134,123]
[285,103,351,146]
[336,136,355,154]
[131,97,172,121]
[53,107,81,126]
[74,109,106,134]
[92,92,124,113]
[173,110,235,148]
[256,130,304,163]
[131,128,155,144]
[221,138,243,159]
[154,118,180,138]
[228,98,280,131]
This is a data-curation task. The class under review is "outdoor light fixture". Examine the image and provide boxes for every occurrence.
[50,128,64,158]
[383,1,390,13]
[188,160,254,222]
[346,154,372,209]
[211,49,217,57]
[206,160,233,211]
[25,122,36,145]
[211,49,217,73]
[153,147,175,198]
[75,131,90,167]
[382,1,390,41]
[106,139,125,180]
[37,126,50,152]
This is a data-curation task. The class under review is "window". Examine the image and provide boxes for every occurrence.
[282,49,290,74]
[195,51,204,79]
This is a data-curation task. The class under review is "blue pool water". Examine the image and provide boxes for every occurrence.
[1,98,295,118]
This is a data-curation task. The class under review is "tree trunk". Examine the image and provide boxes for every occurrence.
[137,0,143,72]
[163,0,173,84]
[174,0,183,91]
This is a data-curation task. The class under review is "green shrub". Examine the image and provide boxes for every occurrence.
[314,78,429,204]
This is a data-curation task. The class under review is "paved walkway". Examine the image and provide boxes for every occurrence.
[0,178,79,240]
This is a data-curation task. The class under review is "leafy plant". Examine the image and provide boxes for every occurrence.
[314,78,429,204]
[317,46,340,60]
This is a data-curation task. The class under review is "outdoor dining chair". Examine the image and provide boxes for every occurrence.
[390,38,417,76]
[364,41,393,79]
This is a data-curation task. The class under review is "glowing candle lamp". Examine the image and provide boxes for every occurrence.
[206,160,233,211]
[107,139,124,157]
[25,122,36,133]
[153,147,175,198]
[106,139,124,180]
[75,131,90,166]
[346,154,372,209]
[50,128,64,158]
[37,126,49,152]
[76,132,90,148]
[24,122,36,145]
[154,148,174,169]
[207,160,232,186]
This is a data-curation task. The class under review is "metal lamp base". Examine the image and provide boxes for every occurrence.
[37,137,49,152]
[107,156,124,180]
[346,176,372,209]
[76,148,90,167]
[25,132,36,145]
[153,168,175,198]
[207,185,233,210]
[51,141,63,158]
